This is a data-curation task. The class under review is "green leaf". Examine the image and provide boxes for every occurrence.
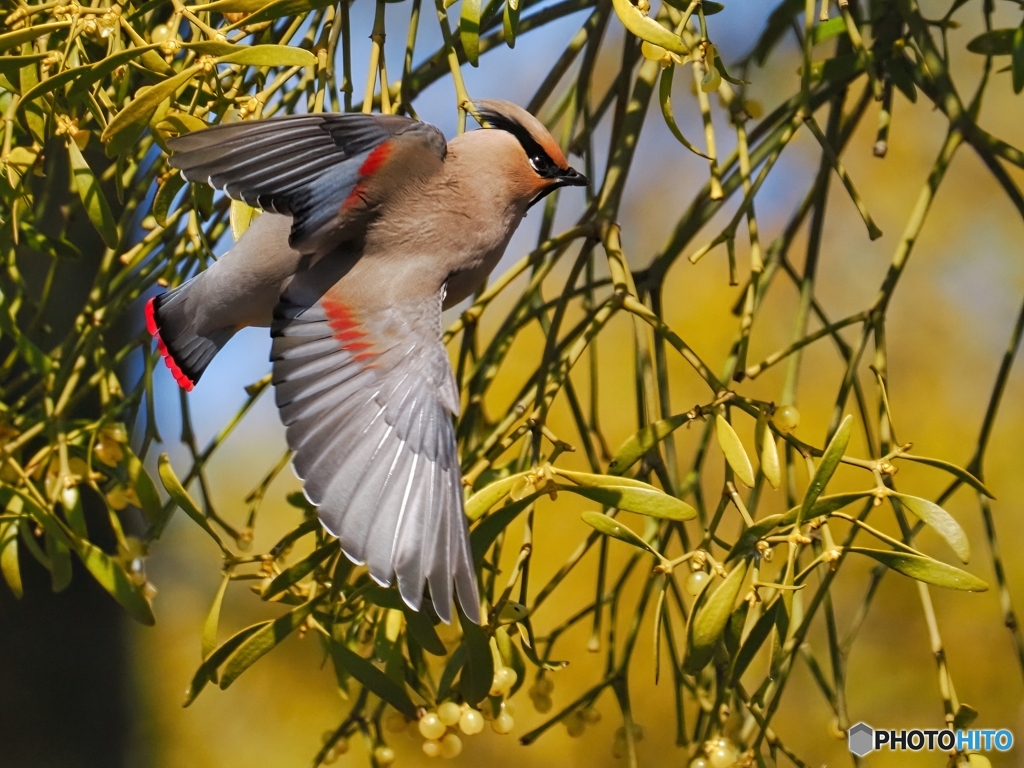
[76,538,156,625]
[756,412,781,490]
[216,44,317,68]
[847,548,988,592]
[727,491,875,561]
[0,53,46,79]
[153,172,187,228]
[101,66,199,157]
[723,600,749,656]
[185,623,265,706]
[562,483,696,520]
[220,592,327,688]
[885,54,918,103]
[236,0,336,26]
[892,454,995,498]
[730,599,781,684]
[685,561,749,674]
[188,0,269,11]
[553,468,662,490]
[202,571,232,661]
[461,0,482,66]
[68,141,119,249]
[437,644,466,701]
[45,528,73,592]
[967,28,1016,56]
[263,540,337,599]
[1013,23,1024,93]
[470,494,539,564]
[714,56,750,86]
[0,519,23,599]
[125,447,164,525]
[798,414,852,525]
[581,511,659,556]
[331,641,417,717]
[459,609,494,704]
[157,453,230,553]
[466,471,530,521]
[890,493,970,563]
[503,0,522,48]
[610,408,700,474]
[0,21,72,54]
[67,44,163,97]
[716,414,755,487]
[403,605,447,656]
[18,66,82,108]
[610,0,688,54]
[811,16,845,45]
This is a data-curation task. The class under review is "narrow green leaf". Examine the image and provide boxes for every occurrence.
[157,453,230,553]
[101,66,199,157]
[892,454,995,498]
[460,609,494,704]
[465,471,529,521]
[153,172,187,228]
[68,141,119,249]
[730,600,780,684]
[67,44,163,96]
[890,494,970,563]
[553,468,661,490]
[811,16,845,45]
[685,561,749,673]
[716,414,755,487]
[653,575,666,683]
[714,56,750,85]
[0,520,23,599]
[461,0,482,66]
[581,511,659,556]
[610,409,698,475]
[403,605,446,656]
[563,483,696,521]
[798,414,852,526]
[331,641,417,717]
[724,600,749,656]
[202,571,232,661]
[0,21,72,54]
[220,592,327,688]
[235,0,336,26]
[18,67,82,108]
[757,413,781,490]
[470,494,539,564]
[966,28,1016,56]
[0,54,46,79]
[217,44,317,67]
[189,0,268,11]
[727,491,875,561]
[1013,24,1024,93]
[263,540,337,599]
[437,644,466,701]
[503,0,522,48]
[885,55,918,103]
[76,538,156,625]
[847,548,988,592]
[46,528,73,592]
[125,447,164,525]
[185,623,265,706]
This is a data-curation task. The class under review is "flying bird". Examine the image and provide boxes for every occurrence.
[146,101,587,623]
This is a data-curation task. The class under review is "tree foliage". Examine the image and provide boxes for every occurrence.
[0,0,1023,765]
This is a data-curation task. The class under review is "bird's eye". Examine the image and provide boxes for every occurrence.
[529,155,553,174]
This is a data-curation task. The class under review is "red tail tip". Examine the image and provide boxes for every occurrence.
[147,295,195,391]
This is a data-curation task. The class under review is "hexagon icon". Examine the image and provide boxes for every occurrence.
[848,722,874,757]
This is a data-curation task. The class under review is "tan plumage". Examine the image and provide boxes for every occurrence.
[147,101,586,622]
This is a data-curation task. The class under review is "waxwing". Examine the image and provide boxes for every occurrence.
[146,101,587,623]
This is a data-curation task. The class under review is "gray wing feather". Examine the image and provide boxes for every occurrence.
[270,291,479,623]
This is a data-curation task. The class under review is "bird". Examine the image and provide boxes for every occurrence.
[146,100,587,624]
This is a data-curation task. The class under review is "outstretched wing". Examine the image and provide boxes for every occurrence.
[167,113,447,254]
[270,277,478,623]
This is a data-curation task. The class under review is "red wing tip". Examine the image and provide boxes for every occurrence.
[148,297,196,391]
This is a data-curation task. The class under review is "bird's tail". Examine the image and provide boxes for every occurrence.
[146,279,235,390]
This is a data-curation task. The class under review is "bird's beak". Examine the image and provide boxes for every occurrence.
[556,166,588,187]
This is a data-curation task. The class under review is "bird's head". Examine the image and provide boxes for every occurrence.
[462,99,587,210]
